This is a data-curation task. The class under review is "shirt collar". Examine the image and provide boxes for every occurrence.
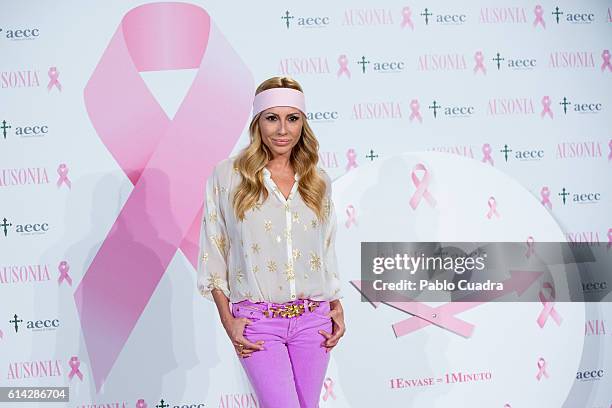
[263,166,300,181]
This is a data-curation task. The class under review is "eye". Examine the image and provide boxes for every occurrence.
[266,116,277,121]
[289,115,300,122]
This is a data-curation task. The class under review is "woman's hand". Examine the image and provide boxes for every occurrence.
[319,299,345,353]
[222,316,265,359]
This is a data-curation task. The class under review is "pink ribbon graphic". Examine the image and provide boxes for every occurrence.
[337,54,351,78]
[540,186,552,210]
[486,196,500,219]
[535,357,549,380]
[136,399,147,408]
[68,356,84,381]
[400,7,414,30]
[74,2,253,392]
[345,148,358,172]
[526,236,535,258]
[345,205,357,228]
[537,282,562,328]
[56,163,71,189]
[409,163,436,210]
[601,50,612,72]
[409,99,422,123]
[352,270,543,338]
[473,51,486,75]
[540,96,553,119]
[504,404,512,408]
[47,67,62,92]
[58,260,72,286]
[322,377,336,401]
[481,143,494,166]
[533,5,546,28]
[608,228,612,250]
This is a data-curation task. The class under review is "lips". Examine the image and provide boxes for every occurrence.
[272,138,291,146]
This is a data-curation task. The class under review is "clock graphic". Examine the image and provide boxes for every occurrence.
[327,152,584,408]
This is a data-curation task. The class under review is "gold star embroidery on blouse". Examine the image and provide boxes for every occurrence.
[310,252,322,272]
[210,234,227,254]
[207,273,225,291]
[252,202,262,211]
[284,263,295,281]
[303,224,309,232]
[283,227,291,240]
[324,197,331,217]
[284,202,290,210]
[267,260,277,273]
[208,210,218,223]
[201,252,209,262]
[264,220,273,232]
[251,243,261,254]
[311,219,318,229]
[292,211,300,223]
[252,265,260,274]
[292,249,302,261]
[236,268,245,284]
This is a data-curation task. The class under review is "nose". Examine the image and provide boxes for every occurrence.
[278,118,288,135]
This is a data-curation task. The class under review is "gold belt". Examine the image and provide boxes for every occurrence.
[263,301,320,318]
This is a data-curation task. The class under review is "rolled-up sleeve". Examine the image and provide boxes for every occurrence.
[321,170,343,300]
[197,167,231,302]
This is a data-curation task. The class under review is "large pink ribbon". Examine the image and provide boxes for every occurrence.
[601,50,612,72]
[541,96,553,118]
[409,163,436,210]
[57,260,72,286]
[345,148,358,172]
[481,143,494,165]
[533,5,546,28]
[345,204,357,228]
[68,356,84,381]
[486,196,500,219]
[537,282,562,328]
[409,99,422,123]
[47,67,62,92]
[473,51,486,74]
[400,7,414,30]
[540,186,552,210]
[322,377,336,401]
[525,236,535,258]
[136,399,147,408]
[56,163,71,189]
[74,2,252,391]
[337,54,351,78]
[535,357,549,380]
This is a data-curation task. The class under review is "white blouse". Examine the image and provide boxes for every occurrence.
[197,156,343,304]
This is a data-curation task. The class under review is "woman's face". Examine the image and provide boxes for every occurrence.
[258,106,303,159]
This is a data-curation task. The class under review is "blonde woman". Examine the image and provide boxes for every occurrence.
[197,76,345,407]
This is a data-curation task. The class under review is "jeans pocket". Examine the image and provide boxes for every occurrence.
[311,302,332,320]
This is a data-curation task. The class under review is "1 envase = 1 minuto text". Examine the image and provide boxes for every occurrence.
[372,253,487,275]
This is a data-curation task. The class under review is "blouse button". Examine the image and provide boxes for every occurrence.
[290,294,296,299]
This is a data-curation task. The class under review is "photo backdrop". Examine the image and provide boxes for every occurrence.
[1,1,610,407]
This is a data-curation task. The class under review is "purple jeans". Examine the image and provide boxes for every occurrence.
[231,298,333,408]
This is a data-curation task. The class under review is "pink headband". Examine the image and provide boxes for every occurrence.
[252,87,306,118]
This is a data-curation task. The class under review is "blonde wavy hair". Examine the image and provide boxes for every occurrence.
[232,76,327,222]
